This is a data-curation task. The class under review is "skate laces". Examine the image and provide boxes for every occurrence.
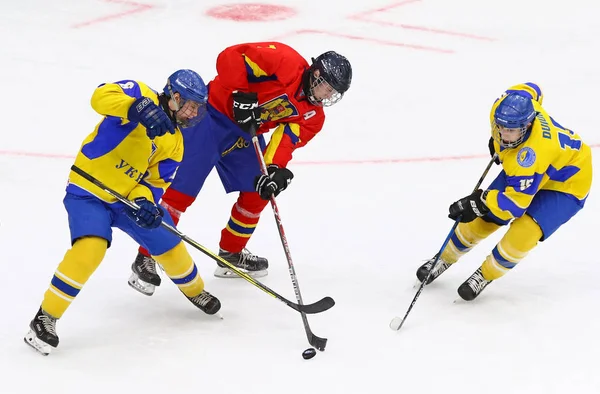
[241,248,260,263]
[467,269,490,292]
[190,291,213,307]
[136,254,157,274]
[142,257,157,274]
[38,314,57,336]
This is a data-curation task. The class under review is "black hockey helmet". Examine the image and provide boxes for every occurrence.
[303,51,352,107]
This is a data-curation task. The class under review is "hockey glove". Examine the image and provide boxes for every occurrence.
[126,198,164,229]
[254,165,294,200]
[128,97,176,139]
[448,189,490,223]
[488,137,500,165]
[232,91,261,133]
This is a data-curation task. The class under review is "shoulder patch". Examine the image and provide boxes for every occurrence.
[516,147,536,168]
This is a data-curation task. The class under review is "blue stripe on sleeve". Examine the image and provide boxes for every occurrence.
[492,247,517,269]
[81,117,137,160]
[524,82,542,100]
[51,275,80,297]
[114,80,141,99]
[547,164,580,183]
[497,193,526,218]
[171,264,198,285]
[283,124,300,145]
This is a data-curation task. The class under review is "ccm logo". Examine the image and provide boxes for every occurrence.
[234,102,258,110]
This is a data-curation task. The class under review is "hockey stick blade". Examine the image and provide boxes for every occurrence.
[70,165,336,317]
[292,296,335,314]
[309,333,328,351]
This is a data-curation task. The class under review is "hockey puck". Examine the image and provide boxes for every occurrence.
[302,348,316,360]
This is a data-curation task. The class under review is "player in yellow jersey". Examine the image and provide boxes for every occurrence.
[24,70,221,356]
[416,82,592,300]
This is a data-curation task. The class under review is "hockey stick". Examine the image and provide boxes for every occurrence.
[389,153,498,331]
[70,165,335,315]
[249,124,330,351]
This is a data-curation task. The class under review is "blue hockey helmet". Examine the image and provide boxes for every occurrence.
[305,51,352,107]
[164,69,208,128]
[493,93,536,148]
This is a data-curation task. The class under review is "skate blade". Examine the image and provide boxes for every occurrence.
[213,266,268,279]
[128,273,155,296]
[24,330,52,356]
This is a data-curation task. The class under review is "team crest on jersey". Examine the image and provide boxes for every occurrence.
[259,94,299,122]
[517,147,536,168]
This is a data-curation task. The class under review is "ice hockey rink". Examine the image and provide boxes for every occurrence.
[1,0,599,393]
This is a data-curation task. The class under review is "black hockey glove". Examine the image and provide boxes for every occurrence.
[254,165,294,200]
[488,137,500,165]
[232,91,261,133]
[448,189,490,223]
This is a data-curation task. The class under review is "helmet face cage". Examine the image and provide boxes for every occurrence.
[492,93,536,149]
[308,75,342,107]
[492,122,529,149]
[165,72,208,129]
[306,51,352,107]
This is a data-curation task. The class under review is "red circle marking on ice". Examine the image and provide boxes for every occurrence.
[206,3,297,22]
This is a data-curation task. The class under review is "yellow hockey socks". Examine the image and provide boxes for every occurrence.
[42,237,108,319]
[441,218,501,263]
[481,214,543,281]
[153,242,204,297]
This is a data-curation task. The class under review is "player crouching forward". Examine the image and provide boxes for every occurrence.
[24,70,221,356]
[416,83,592,301]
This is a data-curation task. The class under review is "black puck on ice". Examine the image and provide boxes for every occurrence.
[302,348,317,360]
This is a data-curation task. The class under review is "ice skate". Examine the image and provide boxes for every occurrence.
[128,252,161,296]
[416,254,452,284]
[24,308,59,356]
[187,290,221,315]
[214,248,268,278]
[457,267,493,301]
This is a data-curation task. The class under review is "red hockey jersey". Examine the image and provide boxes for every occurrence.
[208,42,326,167]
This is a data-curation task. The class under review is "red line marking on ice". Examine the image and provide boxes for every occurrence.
[349,0,495,42]
[272,29,454,54]
[3,145,599,166]
[71,0,154,28]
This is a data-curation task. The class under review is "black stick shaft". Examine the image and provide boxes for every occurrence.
[250,124,329,351]
[394,154,498,331]
[69,165,334,315]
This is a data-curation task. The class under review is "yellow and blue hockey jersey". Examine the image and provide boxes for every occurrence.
[486,83,592,221]
[66,80,183,204]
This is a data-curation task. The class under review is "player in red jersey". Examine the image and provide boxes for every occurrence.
[128,42,352,295]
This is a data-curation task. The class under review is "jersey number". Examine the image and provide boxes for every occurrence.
[558,131,582,151]
[519,178,533,191]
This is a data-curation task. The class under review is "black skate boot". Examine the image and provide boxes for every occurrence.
[24,308,59,356]
[187,290,221,315]
[128,252,161,296]
[416,254,452,284]
[457,267,493,301]
[214,248,268,278]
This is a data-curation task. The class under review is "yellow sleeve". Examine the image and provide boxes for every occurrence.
[90,80,157,119]
[484,144,551,221]
[504,82,543,104]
